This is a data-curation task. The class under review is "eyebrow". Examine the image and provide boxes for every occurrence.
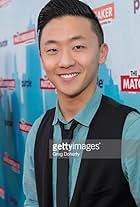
[70,35,86,41]
[44,35,86,46]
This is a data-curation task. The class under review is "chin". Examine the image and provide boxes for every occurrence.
[61,89,83,98]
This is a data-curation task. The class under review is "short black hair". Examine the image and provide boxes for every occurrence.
[37,0,104,48]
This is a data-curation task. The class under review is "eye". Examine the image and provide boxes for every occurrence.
[73,45,85,51]
[46,48,58,55]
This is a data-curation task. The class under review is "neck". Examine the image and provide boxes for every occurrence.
[58,84,96,122]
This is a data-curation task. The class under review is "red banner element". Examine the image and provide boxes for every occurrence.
[0,187,5,199]
[0,79,16,89]
[3,153,20,173]
[121,75,140,92]
[93,2,115,24]
[40,78,55,89]
[13,29,36,45]
[0,0,11,8]
[19,121,32,133]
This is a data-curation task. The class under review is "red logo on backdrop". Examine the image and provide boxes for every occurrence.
[121,71,140,92]
[0,0,11,8]
[13,29,36,45]
[19,121,32,133]
[0,187,5,199]
[93,2,115,24]
[40,78,55,89]
[3,153,20,173]
[0,79,16,89]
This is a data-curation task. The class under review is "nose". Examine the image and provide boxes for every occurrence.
[58,48,75,68]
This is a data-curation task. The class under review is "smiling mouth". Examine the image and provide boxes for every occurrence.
[59,72,79,79]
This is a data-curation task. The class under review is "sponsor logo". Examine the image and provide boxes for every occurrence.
[97,77,104,88]
[0,0,11,8]
[0,187,5,199]
[0,79,16,89]
[40,78,55,89]
[121,70,140,92]
[134,0,140,14]
[19,121,32,133]
[3,153,20,173]
[93,2,115,24]
[0,40,8,47]
[9,197,18,206]
[21,80,32,87]
[13,29,36,45]
[5,120,13,127]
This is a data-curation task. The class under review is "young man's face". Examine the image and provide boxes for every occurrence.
[40,16,108,98]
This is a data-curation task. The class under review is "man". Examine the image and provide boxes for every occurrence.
[23,0,140,206]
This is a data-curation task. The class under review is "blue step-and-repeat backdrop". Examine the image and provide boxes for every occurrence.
[0,0,140,206]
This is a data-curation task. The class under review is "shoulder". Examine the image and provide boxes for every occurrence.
[123,110,140,139]
[29,114,45,137]
[25,108,56,148]
[38,107,55,127]
[25,113,46,152]
[102,95,139,115]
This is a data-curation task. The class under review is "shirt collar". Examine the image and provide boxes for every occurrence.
[52,87,102,127]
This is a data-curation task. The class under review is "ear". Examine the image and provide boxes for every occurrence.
[99,43,109,64]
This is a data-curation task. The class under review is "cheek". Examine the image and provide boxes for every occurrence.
[79,47,99,64]
[84,56,99,80]
[81,54,99,71]
[76,54,91,68]
[41,57,55,74]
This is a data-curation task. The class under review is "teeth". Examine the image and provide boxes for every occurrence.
[60,73,79,79]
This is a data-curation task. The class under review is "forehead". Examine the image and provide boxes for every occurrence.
[40,15,97,43]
